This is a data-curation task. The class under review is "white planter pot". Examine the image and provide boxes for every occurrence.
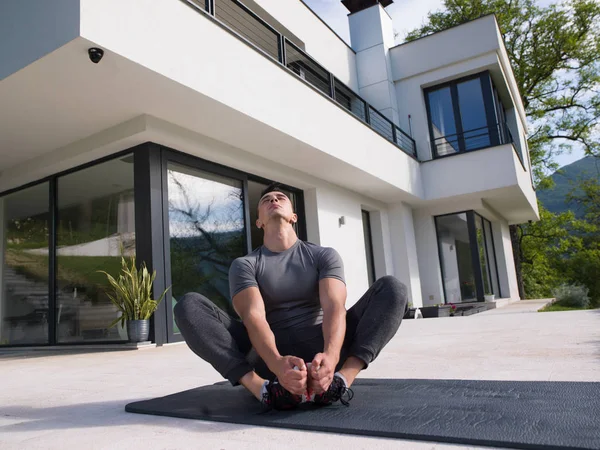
[484,294,495,302]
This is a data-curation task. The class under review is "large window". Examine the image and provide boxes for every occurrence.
[0,153,134,346]
[0,183,50,345]
[435,211,500,303]
[161,150,306,343]
[166,163,246,328]
[1,145,307,347]
[362,210,376,286]
[56,155,135,343]
[425,72,509,158]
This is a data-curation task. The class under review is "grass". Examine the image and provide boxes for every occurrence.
[6,248,122,303]
[539,302,598,312]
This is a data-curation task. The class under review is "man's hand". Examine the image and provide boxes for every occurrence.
[309,352,338,394]
[274,356,308,395]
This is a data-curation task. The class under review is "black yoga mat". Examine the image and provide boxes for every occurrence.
[126,378,600,450]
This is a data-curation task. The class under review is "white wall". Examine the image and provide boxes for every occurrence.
[77,1,422,202]
[349,5,399,123]
[0,0,80,81]
[390,15,501,83]
[368,210,394,279]
[413,209,444,306]
[387,203,423,306]
[0,198,5,342]
[313,186,372,307]
[492,220,520,300]
[303,188,321,244]
[421,144,517,200]
[252,0,359,91]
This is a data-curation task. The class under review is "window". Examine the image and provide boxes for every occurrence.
[56,155,135,343]
[425,72,509,157]
[0,153,135,346]
[435,211,501,303]
[361,210,376,286]
[166,163,246,324]
[0,183,50,345]
[161,149,307,343]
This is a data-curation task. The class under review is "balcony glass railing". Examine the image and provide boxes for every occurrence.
[183,0,417,159]
[432,122,522,162]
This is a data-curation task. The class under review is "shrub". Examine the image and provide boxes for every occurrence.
[552,284,591,309]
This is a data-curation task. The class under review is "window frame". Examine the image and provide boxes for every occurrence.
[0,149,135,347]
[424,71,502,159]
[434,210,502,304]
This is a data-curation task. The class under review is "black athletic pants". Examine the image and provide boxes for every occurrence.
[174,275,408,385]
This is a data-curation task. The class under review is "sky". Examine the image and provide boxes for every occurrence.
[302,0,585,169]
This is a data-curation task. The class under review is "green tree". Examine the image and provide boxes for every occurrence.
[518,206,581,298]
[406,0,600,298]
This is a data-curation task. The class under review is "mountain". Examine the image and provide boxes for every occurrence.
[537,156,599,217]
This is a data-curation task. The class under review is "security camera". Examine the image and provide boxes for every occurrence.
[88,47,104,64]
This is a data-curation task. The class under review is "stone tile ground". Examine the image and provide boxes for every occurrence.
[1,299,599,449]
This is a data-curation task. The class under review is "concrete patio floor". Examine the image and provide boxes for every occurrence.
[1,299,599,449]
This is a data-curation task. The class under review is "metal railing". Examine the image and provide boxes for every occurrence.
[433,122,515,158]
[184,0,417,158]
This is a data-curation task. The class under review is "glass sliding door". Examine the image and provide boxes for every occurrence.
[475,214,501,298]
[56,155,135,343]
[427,86,459,156]
[166,163,247,336]
[436,211,501,303]
[361,210,376,286]
[435,213,477,303]
[0,183,50,346]
[456,78,490,150]
[474,215,492,296]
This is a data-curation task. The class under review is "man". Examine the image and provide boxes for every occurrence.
[174,183,408,410]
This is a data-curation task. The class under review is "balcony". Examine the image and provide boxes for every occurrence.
[183,0,417,158]
[432,122,525,169]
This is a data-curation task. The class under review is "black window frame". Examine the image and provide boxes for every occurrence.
[139,144,307,345]
[424,71,505,159]
[0,142,307,347]
[434,210,502,304]
[0,149,136,348]
[361,210,376,286]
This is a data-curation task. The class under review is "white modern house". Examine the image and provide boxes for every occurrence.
[0,0,538,347]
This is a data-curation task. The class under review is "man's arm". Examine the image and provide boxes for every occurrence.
[232,287,307,394]
[320,278,347,360]
[310,278,347,392]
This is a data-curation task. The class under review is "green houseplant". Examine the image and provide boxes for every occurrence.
[99,256,170,342]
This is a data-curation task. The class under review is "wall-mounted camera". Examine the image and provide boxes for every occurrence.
[88,47,104,64]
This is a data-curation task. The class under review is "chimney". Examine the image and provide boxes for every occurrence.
[344,0,399,125]
[342,0,393,15]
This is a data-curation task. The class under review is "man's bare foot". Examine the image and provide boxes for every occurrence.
[239,371,267,401]
[338,356,365,387]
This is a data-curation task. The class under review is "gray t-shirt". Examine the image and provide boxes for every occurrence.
[228,240,345,330]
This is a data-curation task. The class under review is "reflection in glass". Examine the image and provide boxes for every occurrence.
[428,87,459,155]
[362,210,376,286]
[247,180,297,251]
[435,213,476,303]
[0,183,50,345]
[475,216,492,295]
[56,155,135,342]
[484,219,500,297]
[168,164,246,330]
[457,78,490,150]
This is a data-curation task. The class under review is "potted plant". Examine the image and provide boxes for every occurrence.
[99,256,170,342]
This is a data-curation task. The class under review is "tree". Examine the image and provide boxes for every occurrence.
[406,0,600,298]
